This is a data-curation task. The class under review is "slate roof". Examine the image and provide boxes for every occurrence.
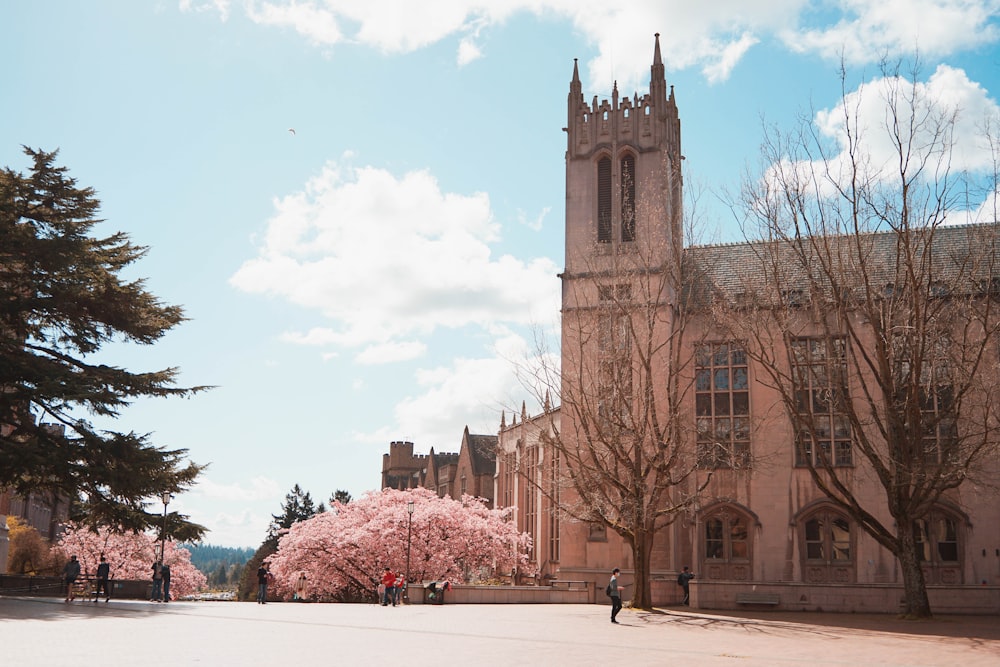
[465,433,498,476]
[683,222,1000,309]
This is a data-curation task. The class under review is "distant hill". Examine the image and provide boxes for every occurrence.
[182,543,256,589]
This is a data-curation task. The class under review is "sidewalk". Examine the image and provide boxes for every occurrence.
[2,595,997,666]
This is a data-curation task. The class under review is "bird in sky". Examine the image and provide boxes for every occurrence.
[288,128,296,135]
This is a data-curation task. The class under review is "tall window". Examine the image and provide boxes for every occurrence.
[914,512,959,564]
[695,343,750,468]
[913,508,963,584]
[805,515,850,560]
[620,154,635,242]
[598,285,632,428]
[702,508,751,580]
[523,445,538,562]
[597,157,612,243]
[501,451,515,510]
[790,337,852,467]
[797,506,855,583]
[895,336,956,463]
[547,446,560,562]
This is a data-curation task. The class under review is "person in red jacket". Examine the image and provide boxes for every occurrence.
[381,567,397,606]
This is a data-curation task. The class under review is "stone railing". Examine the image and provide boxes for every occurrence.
[409,580,594,605]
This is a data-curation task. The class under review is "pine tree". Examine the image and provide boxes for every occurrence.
[267,484,321,542]
[0,148,208,537]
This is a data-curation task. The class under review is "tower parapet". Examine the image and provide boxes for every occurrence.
[566,34,680,163]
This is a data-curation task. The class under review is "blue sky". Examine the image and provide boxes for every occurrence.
[3,2,999,547]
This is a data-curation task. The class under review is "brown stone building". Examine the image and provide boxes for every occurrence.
[495,35,1000,613]
[381,429,496,507]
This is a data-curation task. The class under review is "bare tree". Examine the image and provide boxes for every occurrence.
[717,61,1000,618]
[514,160,712,609]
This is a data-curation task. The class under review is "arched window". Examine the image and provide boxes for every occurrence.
[620,154,635,242]
[701,506,752,581]
[799,507,854,583]
[913,508,963,584]
[597,157,612,243]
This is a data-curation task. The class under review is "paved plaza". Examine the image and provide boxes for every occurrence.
[1,595,997,666]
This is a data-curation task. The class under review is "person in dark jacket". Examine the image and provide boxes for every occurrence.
[95,554,111,603]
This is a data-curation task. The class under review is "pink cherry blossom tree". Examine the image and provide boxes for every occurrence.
[266,488,532,601]
[54,523,207,598]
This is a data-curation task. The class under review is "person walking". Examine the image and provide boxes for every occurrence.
[161,562,171,602]
[609,567,624,624]
[381,567,397,606]
[95,554,111,603]
[150,561,163,602]
[62,555,81,602]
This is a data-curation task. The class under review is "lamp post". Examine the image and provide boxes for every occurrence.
[159,492,172,564]
[405,500,414,602]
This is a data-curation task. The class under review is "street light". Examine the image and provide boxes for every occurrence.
[405,500,415,602]
[159,492,172,565]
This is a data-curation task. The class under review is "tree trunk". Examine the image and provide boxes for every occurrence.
[629,529,654,609]
[897,522,932,619]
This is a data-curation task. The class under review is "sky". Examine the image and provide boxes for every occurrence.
[3,1,999,547]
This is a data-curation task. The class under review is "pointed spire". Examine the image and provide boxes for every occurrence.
[650,32,667,107]
[521,401,528,421]
[500,411,507,430]
[543,390,552,412]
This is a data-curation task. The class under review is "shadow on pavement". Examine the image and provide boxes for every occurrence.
[635,606,1000,643]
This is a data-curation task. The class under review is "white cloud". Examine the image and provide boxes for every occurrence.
[784,0,1000,64]
[350,325,559,447]
[179,0,232,21]
[231,156,561,354]
[457,36,483,66]
[194,476,282,502]
[764,64,1000,220]
[186,1,1000,86]
[812,65,1000,178]
[356,340,428,365]
[517,206,550,232]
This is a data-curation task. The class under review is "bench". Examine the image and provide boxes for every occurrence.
[735,592,780,606]
[549,580,588,590]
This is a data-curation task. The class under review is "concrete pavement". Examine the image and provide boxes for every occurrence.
[1,595,997,666]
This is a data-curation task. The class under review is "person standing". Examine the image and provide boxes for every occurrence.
[609,567,623,624]
[95,554,111,603]
[295,572,307,601]
[257,565,270,604]
[62,555,81,602]
[161,562,171,602]
[150,561,163,602]
[677,566,695,606]
[381,567,397,606]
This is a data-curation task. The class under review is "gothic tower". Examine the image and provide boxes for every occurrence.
[560,32,685,399]
[562,32,683,281]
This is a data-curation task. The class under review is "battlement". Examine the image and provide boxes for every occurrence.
[566,34,680,160]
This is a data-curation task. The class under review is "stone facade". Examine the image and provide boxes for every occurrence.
[495,34,1000,613]
[381,430,497,508]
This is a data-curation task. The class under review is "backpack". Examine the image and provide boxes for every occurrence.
[605,583,612,597]
[677,573,684,586]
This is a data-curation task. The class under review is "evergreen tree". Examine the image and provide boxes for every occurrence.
[267,484,321,543]
[330,489,352,505]
[0,148,208,536]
